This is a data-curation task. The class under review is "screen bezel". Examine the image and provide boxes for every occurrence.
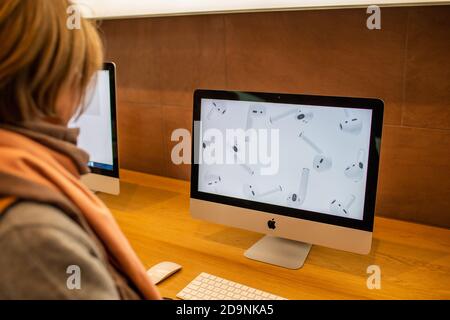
[87,62,119,179]
[190,89,384,232]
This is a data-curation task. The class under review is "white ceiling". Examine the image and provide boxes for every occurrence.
[73,0,450,19]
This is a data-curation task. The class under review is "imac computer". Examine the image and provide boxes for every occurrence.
[190,90,383,269]
[69,62,120,195]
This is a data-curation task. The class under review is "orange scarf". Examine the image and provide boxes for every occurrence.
[0,128,161,300]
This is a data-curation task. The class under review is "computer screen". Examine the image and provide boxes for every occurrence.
[197,98,373,221]
[69,69,115,172]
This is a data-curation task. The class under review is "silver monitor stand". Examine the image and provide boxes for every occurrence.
[245,236,312,269]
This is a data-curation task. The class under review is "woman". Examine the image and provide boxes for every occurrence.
[0,0,161,300]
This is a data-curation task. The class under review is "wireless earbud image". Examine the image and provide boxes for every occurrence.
[339,109,363,134]
[204,173,221,186]
[299,131,332,172]
[286,168,310,207]
[229,143,255,176]
[245,105,267,142]
[344,149,366,182]
[330,194,356,216]
[203,172,222,193]
[243,184,283,200]
[270,109,313,125]
[207,101,227,120]
[202,136,216,149]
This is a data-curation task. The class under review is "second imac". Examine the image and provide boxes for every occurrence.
[69,62,120,195]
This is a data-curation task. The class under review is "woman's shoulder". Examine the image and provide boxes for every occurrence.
[0,201,95,252]
[0,201,119,299]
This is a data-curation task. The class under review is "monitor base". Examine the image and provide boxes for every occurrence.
[244,235,312,269]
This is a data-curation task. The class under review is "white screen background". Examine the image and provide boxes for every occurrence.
[198,99,373,221]
[69,71,114,166]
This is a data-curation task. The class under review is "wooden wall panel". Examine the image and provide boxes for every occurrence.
[377,126,450,227]
[100,6,450,227]
[100,19,161,105]
[155,15,227,107]
[117,102,165,176]
[225,9,407,125]
[403,7,450,130]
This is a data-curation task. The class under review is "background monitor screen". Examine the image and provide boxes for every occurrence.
[69,69,116,174]
[197,98,373,221]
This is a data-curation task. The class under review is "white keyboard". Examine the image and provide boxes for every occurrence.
[176,272,287,300]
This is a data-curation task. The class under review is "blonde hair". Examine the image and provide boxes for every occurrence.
[0,0,103,123]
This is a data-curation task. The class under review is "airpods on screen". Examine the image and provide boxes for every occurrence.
[339,109,363,134]
[286,168,310,208]
[299,131,332,172]
[330,194,356,216]
[243,184,283,200]
[344,149,366,182]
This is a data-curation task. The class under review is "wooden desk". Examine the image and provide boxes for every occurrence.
[98,170,450,300]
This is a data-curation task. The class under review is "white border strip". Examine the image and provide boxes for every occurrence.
[73,0,450,20]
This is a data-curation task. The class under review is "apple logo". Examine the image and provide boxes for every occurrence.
[267,219,276,230]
